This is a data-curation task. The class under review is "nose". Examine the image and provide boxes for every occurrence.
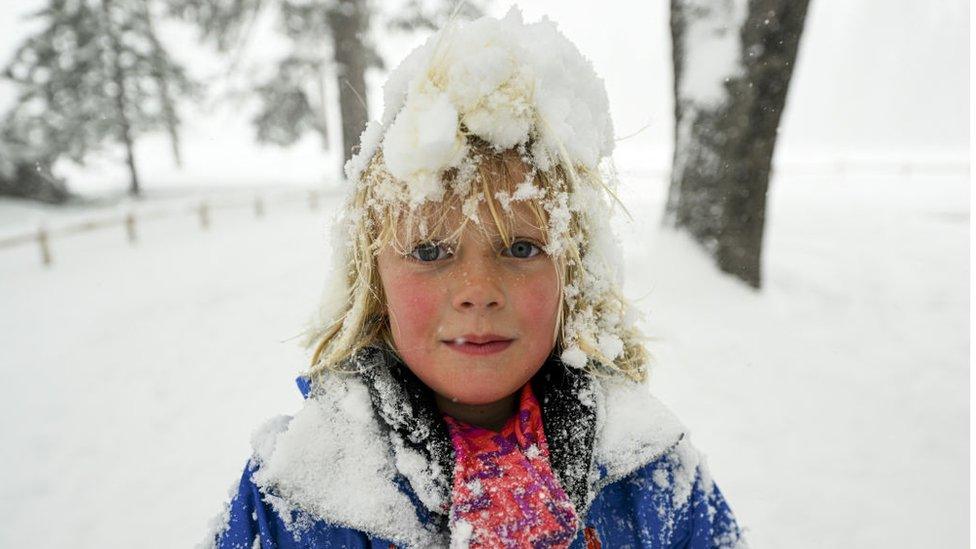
[450,252,506,312]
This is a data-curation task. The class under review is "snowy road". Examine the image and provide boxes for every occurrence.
[0,172,968,547]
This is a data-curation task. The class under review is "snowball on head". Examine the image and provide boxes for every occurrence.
[382,88,466,205]
[346,6,615,200]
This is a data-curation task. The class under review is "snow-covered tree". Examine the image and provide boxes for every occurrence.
[168,0,484,172]
[0,129,70,203]
[666,0,809,288]
[3,0,196,197]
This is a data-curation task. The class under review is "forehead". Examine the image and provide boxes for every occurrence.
[402,197,546,240]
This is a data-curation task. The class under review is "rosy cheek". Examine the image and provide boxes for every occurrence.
[386,270,442,345]
[514,270,560,337]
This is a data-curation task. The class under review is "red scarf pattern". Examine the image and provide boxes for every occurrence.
[443,383,578,548]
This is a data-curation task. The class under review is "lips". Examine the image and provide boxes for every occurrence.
[443,334,514,356]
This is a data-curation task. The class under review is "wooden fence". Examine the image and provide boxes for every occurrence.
[0,188,331,267]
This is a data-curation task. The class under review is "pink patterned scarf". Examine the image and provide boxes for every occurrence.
[443,383,579,548]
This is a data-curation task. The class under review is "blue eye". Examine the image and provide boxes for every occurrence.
[503,240,541,259]
[409,242,451,262]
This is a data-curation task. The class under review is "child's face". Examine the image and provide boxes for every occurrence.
[376,198,561,408]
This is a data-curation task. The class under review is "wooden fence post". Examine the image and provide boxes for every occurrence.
[38,226,51,266]
[125,212,137,244]
[198,201,210,230]
[254,195,265,218]
[308,189,318,211]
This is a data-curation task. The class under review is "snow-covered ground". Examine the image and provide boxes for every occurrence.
[0,165,967,547]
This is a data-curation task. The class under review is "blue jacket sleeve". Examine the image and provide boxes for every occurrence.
[676,468,746,549]
[210,461,384,549]
[574,448,746,548]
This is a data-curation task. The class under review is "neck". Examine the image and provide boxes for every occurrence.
[435,391,519,432]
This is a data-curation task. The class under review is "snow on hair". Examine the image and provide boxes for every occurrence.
[302,7,650,383]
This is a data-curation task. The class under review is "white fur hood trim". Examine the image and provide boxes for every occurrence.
[591,377,687,483]
[250,374,442,547]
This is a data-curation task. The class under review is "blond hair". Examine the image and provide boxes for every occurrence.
[305,138,649,383]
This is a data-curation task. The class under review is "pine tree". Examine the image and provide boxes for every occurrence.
[168,0,484,174]
[3,0,196,197]
[0,120,70,203]
[666,0,809,288]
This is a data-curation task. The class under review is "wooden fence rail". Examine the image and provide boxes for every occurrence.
[0,188,331,266]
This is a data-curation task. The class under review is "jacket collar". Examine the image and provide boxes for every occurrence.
[257,347,685,546]
[354,346,601,530]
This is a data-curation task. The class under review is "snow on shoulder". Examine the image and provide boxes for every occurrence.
[592,377,686,483]
[247,374,440,547]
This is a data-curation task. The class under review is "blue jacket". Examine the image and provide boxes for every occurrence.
[207,348,745,548]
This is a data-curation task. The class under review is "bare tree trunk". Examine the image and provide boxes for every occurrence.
[103,0,141,197]
[328,0,369,174]
[666,0,809,288]
[314,65,330,151]
[141,2,183,167]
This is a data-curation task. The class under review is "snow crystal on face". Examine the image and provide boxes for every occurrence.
[493,190,513,213]
[511,180,543,201]
[542,191,571,256]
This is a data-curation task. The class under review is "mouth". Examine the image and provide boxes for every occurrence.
[442,334,515,356]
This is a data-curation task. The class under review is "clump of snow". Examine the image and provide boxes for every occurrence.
[597,333,625,362]
[652,466,670,490]
[344,121,384,185]
[450,518,474,549]
[348,6,614,202]
[668,437,703,508]
[560,346,588,369]
[511,179,543,201]
[197,480,240,549]
[250,374,437,547]
[383,90,467,205]
[250,415,292,465]
[591,378,686,481]
[392,438,446,512]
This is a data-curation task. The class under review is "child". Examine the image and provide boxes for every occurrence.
[208,7,745,548]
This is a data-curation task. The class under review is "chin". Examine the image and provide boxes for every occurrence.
[448,387,519,405]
